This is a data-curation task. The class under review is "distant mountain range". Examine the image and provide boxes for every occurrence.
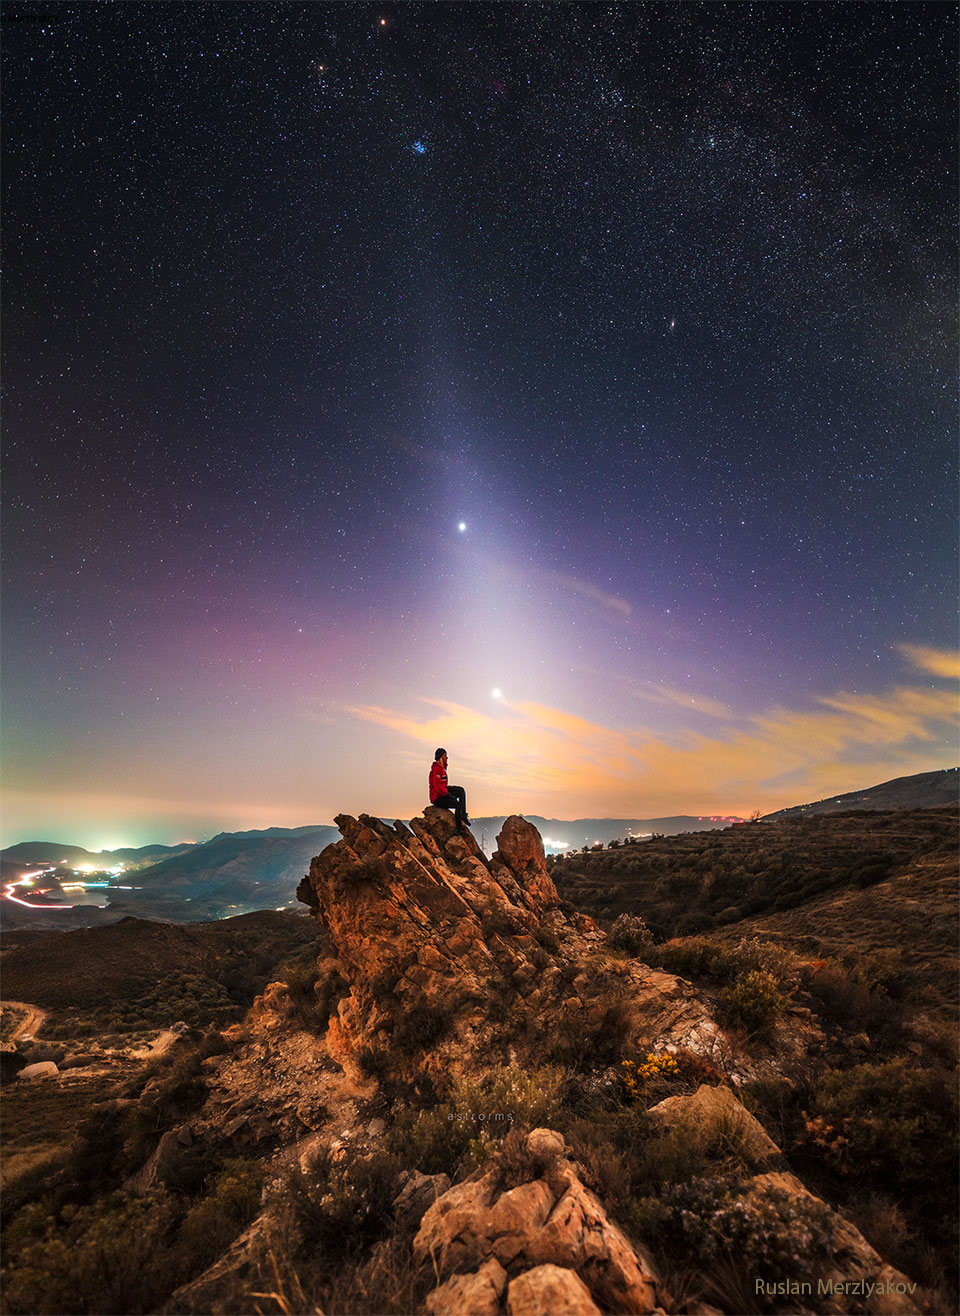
[0,826,340,928]
[762,767,958,820]
[2,768,954,929]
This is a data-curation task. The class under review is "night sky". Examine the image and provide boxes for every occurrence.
[3,2,957,848]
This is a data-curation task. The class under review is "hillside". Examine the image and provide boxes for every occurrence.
[1,911,319,1021]
[554,803,956,931]
[3,808,956,1316]
[0,840,192,867]
[555,803,959,1029]
[762,767,958,819]
[126,828,340,909]
[469,813,744,851]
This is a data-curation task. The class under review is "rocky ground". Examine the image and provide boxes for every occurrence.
[2,808,949,1315]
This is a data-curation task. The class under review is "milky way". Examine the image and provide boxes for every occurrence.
[2,3,956,844]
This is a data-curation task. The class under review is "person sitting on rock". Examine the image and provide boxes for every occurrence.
[429,747,471,830]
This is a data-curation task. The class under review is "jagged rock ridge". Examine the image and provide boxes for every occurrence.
[159,808,922,1314]
[295,808,720,1083]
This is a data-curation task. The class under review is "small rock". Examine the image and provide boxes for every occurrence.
[527,1128,566,1159]
[176,1125,193,1146]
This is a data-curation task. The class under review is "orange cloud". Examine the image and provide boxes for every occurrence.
[351,669,959,818]
[897,645,960,680]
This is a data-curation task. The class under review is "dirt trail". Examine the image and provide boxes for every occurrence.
[0,1001,47,1049]
[130,1028,179,1061]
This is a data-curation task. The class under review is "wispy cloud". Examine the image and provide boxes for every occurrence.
[897,644,960,680]
[546,572,633,619]
[350,655,959,817]
[632,682,730,719]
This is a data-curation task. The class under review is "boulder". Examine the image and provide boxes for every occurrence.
[648,1083,781,1168]
[507,1265,603,1316]
[425,1257,508,1316]
[393,1169,452,1227]
[18,1061,58,1081]
[527,1127,566,1160]
[126,1129,183,1195]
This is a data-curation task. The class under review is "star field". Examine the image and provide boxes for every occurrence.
[2,2,956,844]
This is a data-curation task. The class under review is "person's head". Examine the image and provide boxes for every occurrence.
[434,747,447,764]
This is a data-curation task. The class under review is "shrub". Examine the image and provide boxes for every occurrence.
[653,1175,834,1291]
[608,913,655,956]
[2,1192,179,1315]
[282,1148,402,1260]
[716,970,787,1041]
[393,1004,448,1053]
[621,1053,680,1101]
[806,1058,959,1198]
[675,912,716,935]
[658,937,724,981]
[489,1126,559,1192]
[670,1046,725,1092]
[723,937,800,991]
[171,1158,263,1272]
[806,951,906,1033]
[388,1062,565,1178]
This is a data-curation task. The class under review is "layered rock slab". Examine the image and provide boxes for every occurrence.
[413,1129,659,1315]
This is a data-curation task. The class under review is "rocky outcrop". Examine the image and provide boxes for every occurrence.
[414,1129,659,1315]
[296,808,718,1082]
[159,806,921,1316]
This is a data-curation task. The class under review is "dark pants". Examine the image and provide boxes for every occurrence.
[434,786,468,826]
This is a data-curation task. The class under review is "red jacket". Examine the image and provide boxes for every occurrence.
[429,759,447,802]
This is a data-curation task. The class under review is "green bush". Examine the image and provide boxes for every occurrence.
[716,970,787,1041]
[808,1058,959,1199]
[284,1148,402,1259]
[389,1062,566,1177]
[170,1158,263,1272]
[3,1192,178,1315]
[722,937,800,991]
[608,913,655,956]
[652,1175,834,1287]
[657,937,724,980]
